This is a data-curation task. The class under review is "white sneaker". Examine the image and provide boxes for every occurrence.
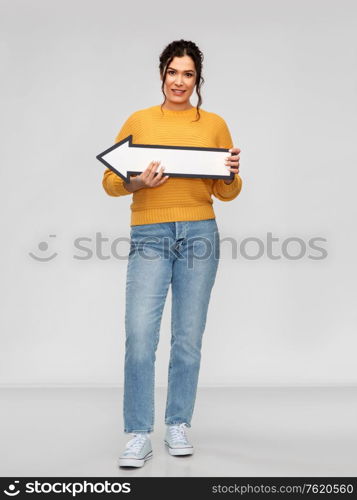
[164,423,194,456]
[118,433,153,467]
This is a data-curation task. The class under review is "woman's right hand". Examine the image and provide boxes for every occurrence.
[130,161,169,190]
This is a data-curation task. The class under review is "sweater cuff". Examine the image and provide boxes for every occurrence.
[113,175,132,195]
[218,175,242,197]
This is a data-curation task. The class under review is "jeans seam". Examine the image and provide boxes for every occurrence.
[165,290,176,421]
[150,281,171,430]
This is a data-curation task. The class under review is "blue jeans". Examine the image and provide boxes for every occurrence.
[123,218,220,434]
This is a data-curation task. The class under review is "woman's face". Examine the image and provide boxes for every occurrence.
[161,55,197,109]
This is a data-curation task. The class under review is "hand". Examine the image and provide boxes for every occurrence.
[132,161,169,189]
[224,147,241,184]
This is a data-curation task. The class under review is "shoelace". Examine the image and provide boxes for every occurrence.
[169,423,189,443]
[125,433,148,453]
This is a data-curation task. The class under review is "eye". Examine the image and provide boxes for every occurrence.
[167,70,194,77]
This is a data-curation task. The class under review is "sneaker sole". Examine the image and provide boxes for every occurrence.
[164,441,194,456]
[118,450,153,468]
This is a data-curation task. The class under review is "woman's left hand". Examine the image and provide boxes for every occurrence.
[224,147,240,184]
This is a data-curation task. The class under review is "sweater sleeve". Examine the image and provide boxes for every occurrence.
[212,117,243,202]
[102,114,136,197]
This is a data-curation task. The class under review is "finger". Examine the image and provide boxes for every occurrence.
[147,161,160,173]
[158,175,170,185]
[149,160,160,172]
[150,166,166,187]
[229,148,241,154]
[225,154,240,161]
[142,161,156,178]
[225,160,240,168]
[148,161,161,180]
[152,165,166,183]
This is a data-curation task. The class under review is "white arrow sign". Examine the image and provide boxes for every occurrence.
[96,135,235,183]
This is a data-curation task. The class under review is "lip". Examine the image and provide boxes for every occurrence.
[172,89,186,93]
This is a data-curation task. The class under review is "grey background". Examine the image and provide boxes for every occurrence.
[1,0,356,387]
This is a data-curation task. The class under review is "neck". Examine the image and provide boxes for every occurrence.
[162,100,194,111]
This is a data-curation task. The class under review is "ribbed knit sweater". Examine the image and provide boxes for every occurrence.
[102,105,242,226]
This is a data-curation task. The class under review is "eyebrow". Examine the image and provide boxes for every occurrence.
[167,67,195,73]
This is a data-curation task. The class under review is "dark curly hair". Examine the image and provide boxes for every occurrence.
[159,39,205,123]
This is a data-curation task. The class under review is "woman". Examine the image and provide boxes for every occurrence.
[102,39,242,468]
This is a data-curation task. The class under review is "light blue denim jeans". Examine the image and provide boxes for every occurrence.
[123,218,220,434]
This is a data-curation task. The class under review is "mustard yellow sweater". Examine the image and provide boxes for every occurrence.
[102,105,242,226]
